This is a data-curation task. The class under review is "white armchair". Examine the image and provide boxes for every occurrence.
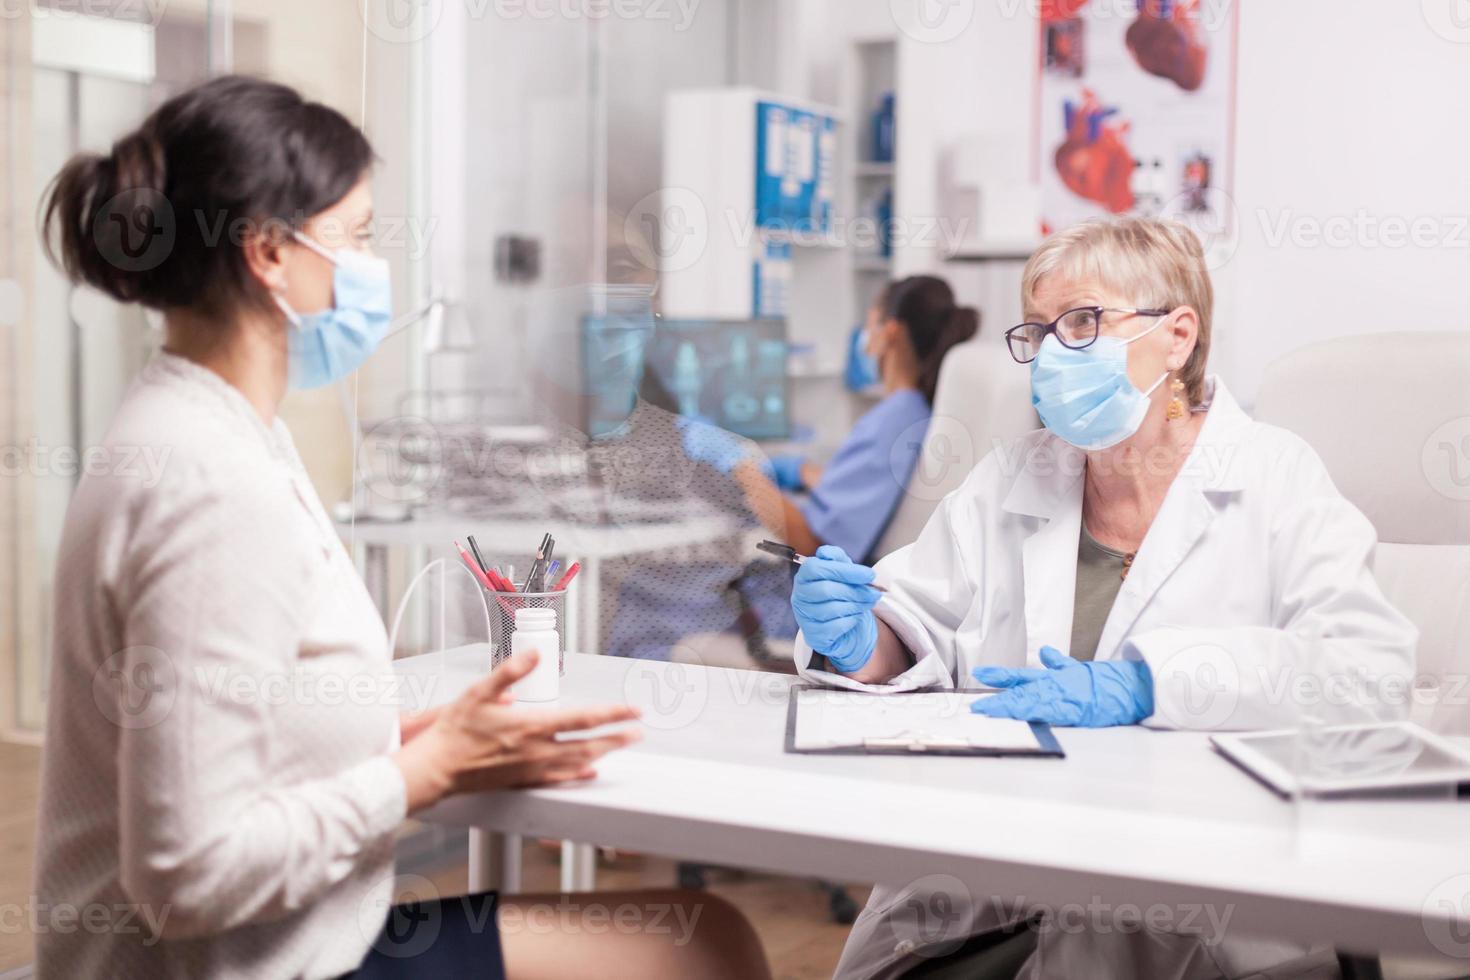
[1254,332,1470,739]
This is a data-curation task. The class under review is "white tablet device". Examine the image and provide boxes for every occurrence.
[1211,721,1470,798]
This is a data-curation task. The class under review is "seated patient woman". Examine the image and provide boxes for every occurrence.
[789,217,1416,979]
[34,76,770,980]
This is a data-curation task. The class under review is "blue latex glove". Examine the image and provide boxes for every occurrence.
[676,415,773,479]
[791,545,881,673]
[970,646,1154,727]
[770,454,806,491]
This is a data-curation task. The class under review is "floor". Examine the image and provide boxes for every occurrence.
[0,743,861,978]
[0,744,41,974]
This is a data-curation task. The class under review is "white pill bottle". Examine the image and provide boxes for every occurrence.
[511,606,560,702]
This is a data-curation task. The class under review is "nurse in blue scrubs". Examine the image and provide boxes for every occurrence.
[756,275,979,562]
[608,276,979,660]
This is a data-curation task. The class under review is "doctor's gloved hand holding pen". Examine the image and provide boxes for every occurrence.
[791,545,883,673]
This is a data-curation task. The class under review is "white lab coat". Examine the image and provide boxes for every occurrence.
[794,378,1417,980]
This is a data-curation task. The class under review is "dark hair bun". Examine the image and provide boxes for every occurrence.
[884,275,981,404]
[50,128,176,304]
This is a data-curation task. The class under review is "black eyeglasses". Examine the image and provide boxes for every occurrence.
[1005,306,1172,364]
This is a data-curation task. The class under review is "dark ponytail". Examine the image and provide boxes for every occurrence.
[883,275,980,404]
[42,75,374,321]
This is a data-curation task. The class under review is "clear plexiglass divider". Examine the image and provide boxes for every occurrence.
[388,558,494,666]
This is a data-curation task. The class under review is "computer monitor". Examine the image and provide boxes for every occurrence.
[582,316,791,441]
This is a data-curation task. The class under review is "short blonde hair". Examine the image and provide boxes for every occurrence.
[1021,217,1213,406]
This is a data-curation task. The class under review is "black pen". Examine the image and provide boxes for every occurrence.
[525,532,553,592]
[465,535,492,576]
[756,540,888,592]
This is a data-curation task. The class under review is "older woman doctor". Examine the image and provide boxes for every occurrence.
[789,218,1416,980]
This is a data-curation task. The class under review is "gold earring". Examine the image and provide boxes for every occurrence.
[1166,379,1187,421]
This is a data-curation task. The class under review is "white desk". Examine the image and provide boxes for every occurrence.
[343,511,749,655]
[396,646,1470,960]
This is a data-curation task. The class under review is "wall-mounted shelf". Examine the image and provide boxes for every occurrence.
[849,38,897,321]
[945,239,1041,263]
[662,88,841,321]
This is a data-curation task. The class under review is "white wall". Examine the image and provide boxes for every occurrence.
[605,1,737,222]
[799,0,1470,405]
[1218,0,1470,401]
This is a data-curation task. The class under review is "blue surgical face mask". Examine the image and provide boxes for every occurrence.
[584,285,657,440]
[1029,315,1171,451]
[845,323,879,391]
[275,232,393,390]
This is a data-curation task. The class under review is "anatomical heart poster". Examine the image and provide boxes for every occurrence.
[1037,0,1238,239]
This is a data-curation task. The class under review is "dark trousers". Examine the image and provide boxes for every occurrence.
[345,891,505,979]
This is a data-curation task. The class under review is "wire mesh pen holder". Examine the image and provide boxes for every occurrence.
[486,589,568,675]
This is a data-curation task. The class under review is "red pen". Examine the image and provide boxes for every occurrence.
[455,541,495,592]
[552,561,582,591]
[458,545,523,617]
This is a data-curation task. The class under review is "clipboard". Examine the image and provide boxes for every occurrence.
[784,685,1065,758]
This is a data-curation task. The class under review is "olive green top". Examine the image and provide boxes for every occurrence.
[1068,523,1130,662]
[907,528,1132,979]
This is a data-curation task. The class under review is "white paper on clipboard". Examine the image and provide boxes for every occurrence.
[792,689,1039,752]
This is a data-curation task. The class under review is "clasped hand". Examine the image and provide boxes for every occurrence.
[396,652,643,812]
